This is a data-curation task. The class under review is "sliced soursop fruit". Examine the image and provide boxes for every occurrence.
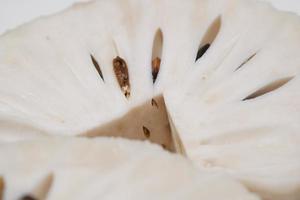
[0,0,230,150]
[0,137,260,200]
[164,1,300,200]
[0,0,299,199]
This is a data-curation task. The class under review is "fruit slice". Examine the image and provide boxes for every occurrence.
[0,137,260,200]
[164,1,300,200]
[0,0,229,151]
[0,0,299,199]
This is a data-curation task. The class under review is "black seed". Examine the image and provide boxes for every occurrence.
[196,16,221,62]
[90,54,104,81]
[235,53,257,71]
[196,43,210,61]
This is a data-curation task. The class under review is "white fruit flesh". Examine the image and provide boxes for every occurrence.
[0,137,260,200]
[0,0,299,199]
[165,1,300,200]
[0,0,228,150]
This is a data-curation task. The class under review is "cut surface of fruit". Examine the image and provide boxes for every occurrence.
[0,0,300,199]
[0,0,234,150]
[0,137,260,200]
[164,0,300,199]
[0,0,228,151]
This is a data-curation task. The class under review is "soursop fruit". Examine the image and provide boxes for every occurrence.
[0,0,299,199]
[164,0,300,199]
[0,137,260,200]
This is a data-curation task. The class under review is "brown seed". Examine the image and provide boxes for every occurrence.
[113,56,130,98]
[152,57,161,83]
[142,126,151,138]
[151,98,158,108]
[0,177,4,200]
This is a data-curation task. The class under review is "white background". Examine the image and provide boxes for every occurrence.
[0,0,300,34]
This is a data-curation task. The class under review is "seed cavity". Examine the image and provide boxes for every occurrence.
[235,53,257,71]
[196,16,221,62]
[151,29,163,83]
[113,56,130,98]
[90,54,104,81]
[151,98,159,108]
[243,76,294,101]
[142,126,151,138]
